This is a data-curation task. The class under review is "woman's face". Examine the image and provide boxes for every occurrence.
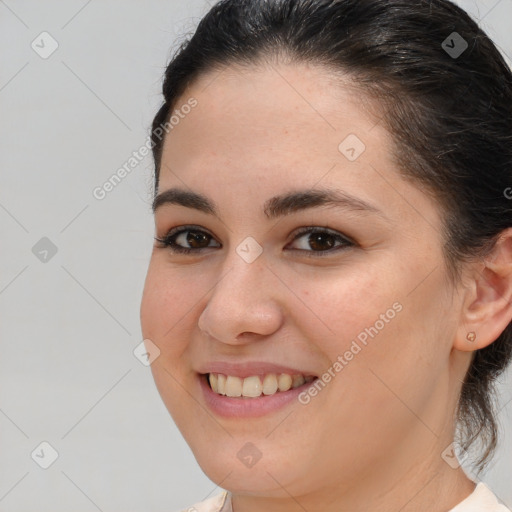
[140,63,470,500]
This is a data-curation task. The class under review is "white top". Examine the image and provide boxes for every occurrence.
[179,482,511,512]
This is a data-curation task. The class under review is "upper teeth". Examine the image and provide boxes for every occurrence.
[208,373,314,398]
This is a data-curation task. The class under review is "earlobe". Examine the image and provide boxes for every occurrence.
[454,228,512,352]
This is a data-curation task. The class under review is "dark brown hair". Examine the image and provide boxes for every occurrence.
[150,0,512,472]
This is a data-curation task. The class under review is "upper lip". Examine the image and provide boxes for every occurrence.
[197,361,318,379]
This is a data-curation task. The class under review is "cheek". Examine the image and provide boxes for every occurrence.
[140,262,204,421]
[293,264,399,356]
[297,258,449,401]
[315,266,453,421]
[140,260,201,354]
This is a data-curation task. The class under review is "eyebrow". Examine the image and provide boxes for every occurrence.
[152,187,385,220]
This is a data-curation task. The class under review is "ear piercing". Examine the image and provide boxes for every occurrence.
[466,332,476,342]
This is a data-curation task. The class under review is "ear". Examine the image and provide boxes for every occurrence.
[455,227,512,352]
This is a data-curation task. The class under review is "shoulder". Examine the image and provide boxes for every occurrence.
[176,491,231,512]
[449,482,511,512]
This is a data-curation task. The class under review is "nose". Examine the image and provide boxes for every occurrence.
[197,252,283,345]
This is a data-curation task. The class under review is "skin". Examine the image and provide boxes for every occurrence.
[140,61,512,512]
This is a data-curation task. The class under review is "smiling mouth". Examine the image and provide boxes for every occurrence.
[203,372,317,398]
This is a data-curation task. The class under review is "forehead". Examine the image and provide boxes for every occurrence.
[157,62,442,232]
[161,63,383,175]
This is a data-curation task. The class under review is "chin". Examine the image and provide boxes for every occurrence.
[188,434,308,496]
[198,455,298,496]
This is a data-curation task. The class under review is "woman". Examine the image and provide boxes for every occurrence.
[140,0,512,510]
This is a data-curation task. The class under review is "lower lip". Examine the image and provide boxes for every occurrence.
[198,374,317,418]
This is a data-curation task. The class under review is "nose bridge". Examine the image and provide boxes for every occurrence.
[215,233,270,301]
[198,242,283,343]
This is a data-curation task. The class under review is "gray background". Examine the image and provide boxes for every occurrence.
[0,1,511,511]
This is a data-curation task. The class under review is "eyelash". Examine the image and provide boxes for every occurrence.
[154,225,356,257]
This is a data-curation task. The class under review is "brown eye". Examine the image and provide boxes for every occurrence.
[288,227,354,255]
[154,226,221,254]
[307,232,337,251]
[182,230,211,248]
